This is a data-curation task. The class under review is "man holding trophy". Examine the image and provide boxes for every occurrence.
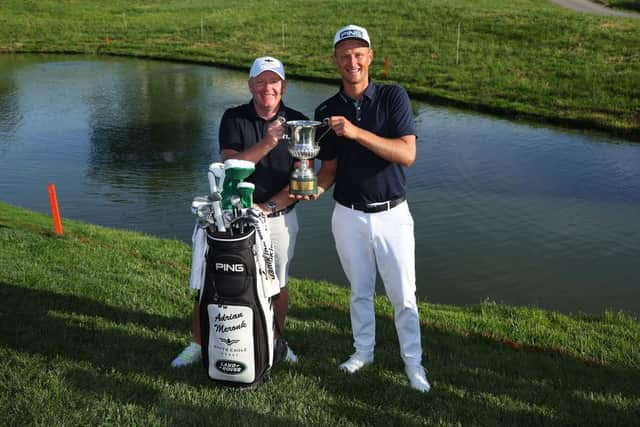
[171,56,306,367]
[306,25,431,393]
[219,56,307,351]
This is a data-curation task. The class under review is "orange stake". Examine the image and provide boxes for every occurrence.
[48,183,63,235]
[383,57,390,78]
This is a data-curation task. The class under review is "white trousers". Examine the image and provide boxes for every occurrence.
[268,209,299,288]
[331,201,423,366]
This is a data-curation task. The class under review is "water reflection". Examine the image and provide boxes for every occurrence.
[0,54,639,316]
[0,58,22,158]
[86,62,212,199]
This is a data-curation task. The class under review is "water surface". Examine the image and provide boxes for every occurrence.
[1,54,638,316]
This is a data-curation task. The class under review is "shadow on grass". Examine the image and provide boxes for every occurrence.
[283,303,640,426]
[2,280,638,426]
[0,281,191,376]
[0,281,305,425]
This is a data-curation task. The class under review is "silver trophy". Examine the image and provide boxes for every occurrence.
[285,120,330,196]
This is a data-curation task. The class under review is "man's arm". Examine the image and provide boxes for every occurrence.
[314,158,337,199]
[324,116,416,167]
[258,185,297,214]
[221,118,285,164]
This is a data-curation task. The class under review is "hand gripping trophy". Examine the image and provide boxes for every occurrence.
[284,119,330,196]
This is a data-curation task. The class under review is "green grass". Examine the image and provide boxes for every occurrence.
[1,201,639,426]
[0,0,639,140]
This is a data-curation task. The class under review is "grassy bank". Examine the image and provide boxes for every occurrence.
[1,201,639,426]
[0,0,639,140]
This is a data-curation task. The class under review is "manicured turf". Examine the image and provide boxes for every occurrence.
[0,0,639,139]
[1,201,638,425]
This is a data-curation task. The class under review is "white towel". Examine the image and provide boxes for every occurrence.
[188,223,208,291]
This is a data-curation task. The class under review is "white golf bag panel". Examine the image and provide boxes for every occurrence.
[199,227,275,388]
[207,304,255,383]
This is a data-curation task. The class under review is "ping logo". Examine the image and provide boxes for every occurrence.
[215,360,246,375]
[215,262,245,273]
[340,29,363,40]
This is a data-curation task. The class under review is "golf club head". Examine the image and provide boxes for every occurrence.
[191,196,210,213]
[230,194,242,208]
[191,196,215,223]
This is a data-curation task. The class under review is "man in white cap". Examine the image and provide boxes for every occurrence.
[312,25,431,392]
[171,56,307,367]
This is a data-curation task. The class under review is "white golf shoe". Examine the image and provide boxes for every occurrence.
[338,351,374,374]
[285,345,299,363]
[171,342,202,367]
[405,364,431,393]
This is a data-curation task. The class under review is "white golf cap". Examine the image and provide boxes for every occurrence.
[249,56,285,80]
[333,24,371,48]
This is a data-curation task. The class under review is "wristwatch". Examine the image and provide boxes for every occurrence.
[265,199,277,215]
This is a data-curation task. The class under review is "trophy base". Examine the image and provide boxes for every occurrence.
[289,177,317,196]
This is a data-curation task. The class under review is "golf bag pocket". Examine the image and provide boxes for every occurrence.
[208,253,252,297]
[206,230,256,298]
[206,304,255,383]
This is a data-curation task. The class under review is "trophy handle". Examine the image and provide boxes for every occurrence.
[276,115,289,143]
[317,118,331,142]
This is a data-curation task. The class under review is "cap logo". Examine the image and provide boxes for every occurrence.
[340,29,363,40]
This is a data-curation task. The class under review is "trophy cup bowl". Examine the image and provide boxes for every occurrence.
[285,120,329,196]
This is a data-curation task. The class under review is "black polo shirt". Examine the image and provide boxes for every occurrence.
[315,81,416,206]
[219,101,308,204]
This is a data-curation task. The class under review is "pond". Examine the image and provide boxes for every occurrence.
[1,54,639,316]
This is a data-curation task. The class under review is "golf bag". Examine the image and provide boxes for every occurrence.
[198,223,283,388]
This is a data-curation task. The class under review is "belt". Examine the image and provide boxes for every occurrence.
[267,204,296,218]
[343,196,406,213]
